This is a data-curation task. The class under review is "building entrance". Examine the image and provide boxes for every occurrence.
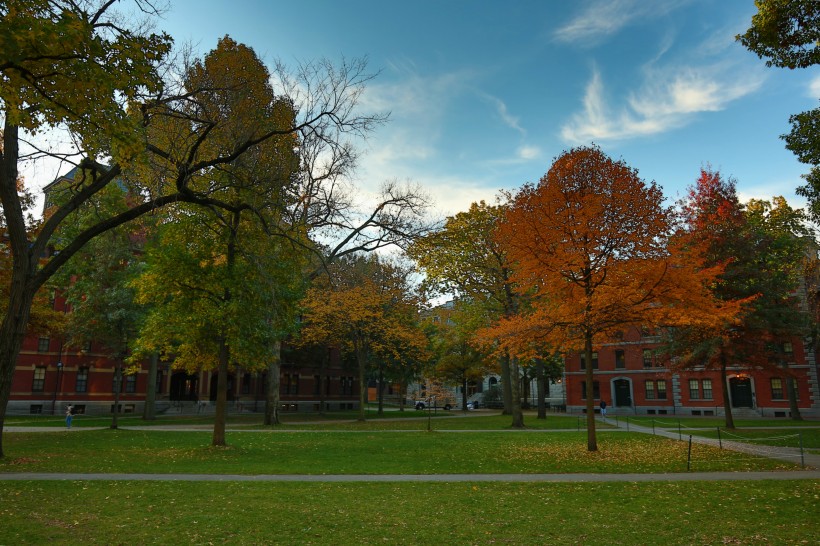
[730,377,753,408]
[614,379,631,407]
[170,372,198,401]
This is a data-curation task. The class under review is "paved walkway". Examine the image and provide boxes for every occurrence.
[1,471,818,482]
[601,417,820,469]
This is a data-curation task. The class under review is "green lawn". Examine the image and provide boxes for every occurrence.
[683,427,820,451]
[264,413,601,431]
[3,411,609,430]
[1,480,817,545]
[1,418,817,545]
[621,414,820,429]
[0,429,799,474]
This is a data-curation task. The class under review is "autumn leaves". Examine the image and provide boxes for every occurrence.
[414,144,807,450]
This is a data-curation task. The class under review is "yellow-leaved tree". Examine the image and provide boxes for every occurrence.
[298,253,428,421]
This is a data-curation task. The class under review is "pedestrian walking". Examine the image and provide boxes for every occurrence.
[599,400,607,418]
[65,405,74,429]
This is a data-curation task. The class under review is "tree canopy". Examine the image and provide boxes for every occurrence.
[664,169,811,427]
[298,253,427,421]
[737,0,820,221]
[408,200,524,426]
[0,0,423,457]
[737,0,820,69]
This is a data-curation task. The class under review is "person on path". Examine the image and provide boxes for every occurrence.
[65,405,74,429]
[599,400,607,418]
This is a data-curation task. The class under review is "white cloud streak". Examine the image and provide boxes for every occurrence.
[809,75,820,98]
[479,93,526,135]
[561,63,765,143]
[554,0,687,45]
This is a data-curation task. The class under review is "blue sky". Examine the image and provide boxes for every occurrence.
[159,0,817,216]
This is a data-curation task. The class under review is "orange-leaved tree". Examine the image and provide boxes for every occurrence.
[485,145,733,451]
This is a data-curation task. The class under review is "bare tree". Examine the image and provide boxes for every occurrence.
[0,1,422,455]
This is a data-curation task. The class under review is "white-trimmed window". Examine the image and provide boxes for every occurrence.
[702,379,713,400]
[688,379,700,399]
[76,367,89,393]
[32,367,46,392]
[645,380,655,400]
[770,378,784,400]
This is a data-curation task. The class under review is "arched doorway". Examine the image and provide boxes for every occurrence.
[169,372,198,401]
[613,378,632,407]
[729,376,753,408]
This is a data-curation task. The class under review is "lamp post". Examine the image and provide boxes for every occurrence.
[558,377,566,411]
[51,361,64,415]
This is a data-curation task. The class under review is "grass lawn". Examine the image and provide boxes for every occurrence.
[0,429,800,474]
[1,417,817,545]
[263,413,603,431]
[683,427,820,452]
[3,411,610,430]
[621,415,820,429]
[1,480,817,544]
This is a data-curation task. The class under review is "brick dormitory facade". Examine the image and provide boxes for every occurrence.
[563,325,820,418]
[8,290,359,416]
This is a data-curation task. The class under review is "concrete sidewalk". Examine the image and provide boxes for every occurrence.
[1,470,818,482]
[600,416,820,469]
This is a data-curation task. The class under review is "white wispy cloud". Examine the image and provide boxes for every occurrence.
[358,66,474,175]
[554,0,687,45]
[517,145,541,160]
[476,93,542,163]
[479,93,526,135]
[561,62,765,143]
[809,75,820,98]
[738,185,807,210]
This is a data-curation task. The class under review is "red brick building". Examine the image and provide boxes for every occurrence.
[6,170,360,417]
[8,295,359,416]
[564,326,819,418]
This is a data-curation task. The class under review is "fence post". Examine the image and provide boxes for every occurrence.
[678,419,682,441]
[652,419,655,435]
[800,431,805,469]
[717,427,722,449]
[626,416,629,432]
[687,435,692,472]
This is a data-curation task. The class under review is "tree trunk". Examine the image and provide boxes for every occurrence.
[356,342,367,421]
[0,285,36,458]
[536,359,546,419]
[721,355,735,430]
[0,162,38,456]
[509,356,524,428]
[212,338,229,446]
[318,347,329,414]
[584,333,598,451]
[264,340,281,425]
[499,354,513,415]
[786,375,802,421]
[377,363,384,416]
[142,353,158,420]
[461,376,468,411]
